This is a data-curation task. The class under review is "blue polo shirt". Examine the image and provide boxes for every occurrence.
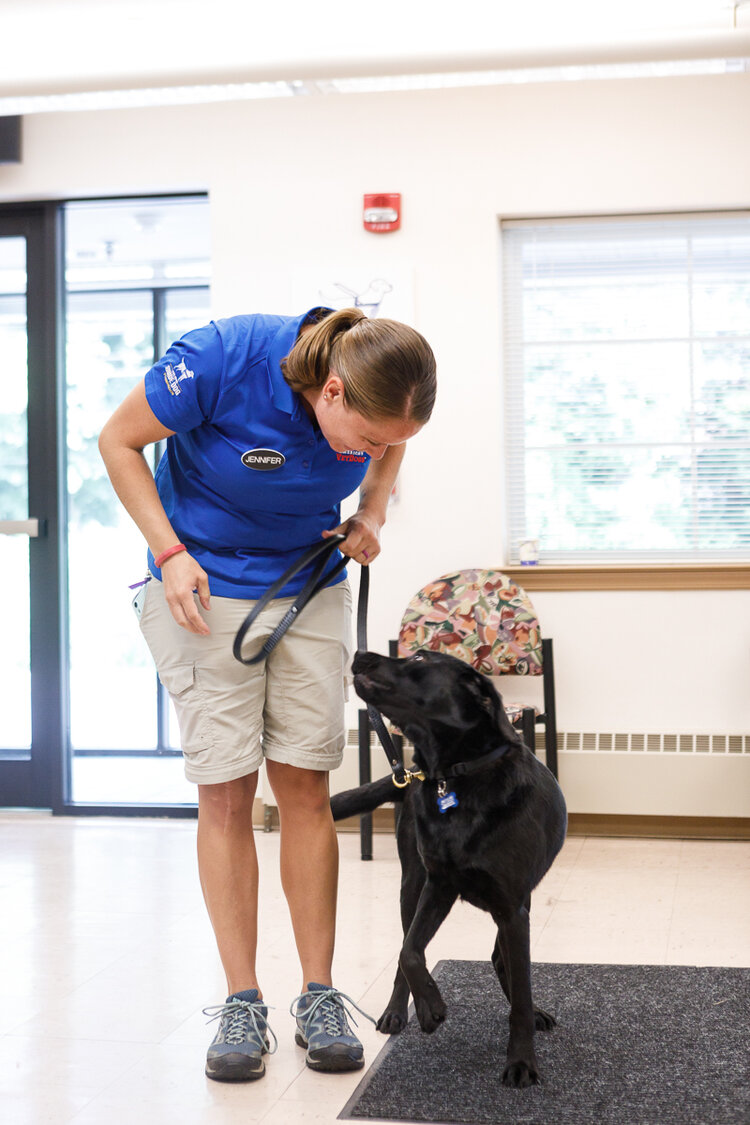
[143,310,370,597]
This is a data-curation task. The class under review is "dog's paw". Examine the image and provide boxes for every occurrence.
[414,993,447,1034]
[502,1059,540,1089]
[376,1009,408,1035]
[534,1006,556,1031]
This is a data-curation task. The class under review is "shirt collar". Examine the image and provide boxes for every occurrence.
[266,307,332,419]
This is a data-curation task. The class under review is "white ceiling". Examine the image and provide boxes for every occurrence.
[1,0,750,98]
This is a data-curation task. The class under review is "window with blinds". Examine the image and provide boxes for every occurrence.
[502,213,750,563]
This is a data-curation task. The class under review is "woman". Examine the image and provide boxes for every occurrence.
[99,305,436,1082]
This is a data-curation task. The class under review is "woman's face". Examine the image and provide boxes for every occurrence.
[311,374,422,460]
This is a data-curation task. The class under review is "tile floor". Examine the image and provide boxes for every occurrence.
[0,814,748,1124]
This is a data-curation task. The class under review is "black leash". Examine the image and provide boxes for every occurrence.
[232,534,407,784]
[232,534,349,666]
[355,564,407,785]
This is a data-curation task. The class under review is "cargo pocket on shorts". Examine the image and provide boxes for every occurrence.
[156,662,212,762]
[157,662,195,698]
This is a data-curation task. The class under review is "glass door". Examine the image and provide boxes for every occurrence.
[0,208,65,810]
[0,235,32,751]
[0,197,210,814]
[63,197,210,807]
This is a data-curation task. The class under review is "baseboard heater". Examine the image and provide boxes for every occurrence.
[350,728,750,757]
[551,731,749,754]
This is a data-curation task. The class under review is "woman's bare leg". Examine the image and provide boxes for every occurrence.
[197,772,261,996]
[264,760,338,993]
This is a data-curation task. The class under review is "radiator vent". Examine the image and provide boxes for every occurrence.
[350,729,750,756]
[555,731,750,755]
[348,730,750,756]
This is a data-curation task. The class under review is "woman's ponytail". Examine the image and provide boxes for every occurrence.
[283,306,436,424]
[282,308,367,392]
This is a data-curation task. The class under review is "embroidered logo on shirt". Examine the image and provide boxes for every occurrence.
[241,448,286,470]
[336,450,367,463]
[164,359,195,396]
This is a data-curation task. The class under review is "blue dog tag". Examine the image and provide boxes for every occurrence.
[437,790,459,813]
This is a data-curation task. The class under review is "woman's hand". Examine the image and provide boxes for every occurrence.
[323,512,381,566]
[322,444,407,565]
[99,381,212,632]
[160,550,212,634]
[322,444,407,566]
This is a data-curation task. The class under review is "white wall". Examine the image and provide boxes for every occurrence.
[3,72,749,815]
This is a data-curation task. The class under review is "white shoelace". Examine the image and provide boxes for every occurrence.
[203,998,279,1054]
[289,987,375,1036]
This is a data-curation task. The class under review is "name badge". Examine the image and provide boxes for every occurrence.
[241,448,286,471]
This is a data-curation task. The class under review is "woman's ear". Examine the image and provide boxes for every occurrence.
[322,372,345,402]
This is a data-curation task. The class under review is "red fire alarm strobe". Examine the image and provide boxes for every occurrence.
[363,193,401,233]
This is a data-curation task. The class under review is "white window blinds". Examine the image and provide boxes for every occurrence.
[502,212,750,563]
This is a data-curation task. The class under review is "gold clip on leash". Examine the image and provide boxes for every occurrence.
[391,767,426,788]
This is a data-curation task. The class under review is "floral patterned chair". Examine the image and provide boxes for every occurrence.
[356,568,558,859]
[396,568,558,777]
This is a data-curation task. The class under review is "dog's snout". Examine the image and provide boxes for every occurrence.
[352,650,381,675]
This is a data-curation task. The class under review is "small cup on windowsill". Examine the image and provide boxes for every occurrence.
[518,539,539,566]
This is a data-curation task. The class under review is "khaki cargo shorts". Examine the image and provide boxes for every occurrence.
[136,576,353,784]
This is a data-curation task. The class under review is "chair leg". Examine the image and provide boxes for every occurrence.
[358,708,373,860]
[520,707,536,756]
[541,637,559,780]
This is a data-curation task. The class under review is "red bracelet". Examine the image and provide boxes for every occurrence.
[153,543,187,568]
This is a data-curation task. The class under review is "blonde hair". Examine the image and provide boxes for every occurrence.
[283,308,436,424]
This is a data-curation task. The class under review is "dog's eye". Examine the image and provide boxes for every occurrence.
[412,652,425,662]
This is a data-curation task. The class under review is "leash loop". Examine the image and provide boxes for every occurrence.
[231,533,408,783]
[232,534,347,665]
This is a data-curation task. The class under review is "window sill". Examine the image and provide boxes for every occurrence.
[503,564,750,591]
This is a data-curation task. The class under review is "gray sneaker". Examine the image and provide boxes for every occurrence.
[203,988,277,1082]
[290,983,375,1072]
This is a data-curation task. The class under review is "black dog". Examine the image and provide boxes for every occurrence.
[331,649,567,1088]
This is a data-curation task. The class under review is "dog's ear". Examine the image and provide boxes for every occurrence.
[465,672,505,718]
[466,673,524,745]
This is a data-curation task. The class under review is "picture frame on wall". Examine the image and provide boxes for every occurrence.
[292,264,415,325]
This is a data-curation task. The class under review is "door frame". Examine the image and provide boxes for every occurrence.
[1,202,68,812]
[2,197,203,818]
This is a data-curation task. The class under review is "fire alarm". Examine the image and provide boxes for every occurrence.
[363,193,401,233]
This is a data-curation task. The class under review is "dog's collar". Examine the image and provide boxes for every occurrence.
[391,744,509,789]
[438,744,509,781]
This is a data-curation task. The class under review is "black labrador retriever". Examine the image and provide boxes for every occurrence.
[331,648,567,1088]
